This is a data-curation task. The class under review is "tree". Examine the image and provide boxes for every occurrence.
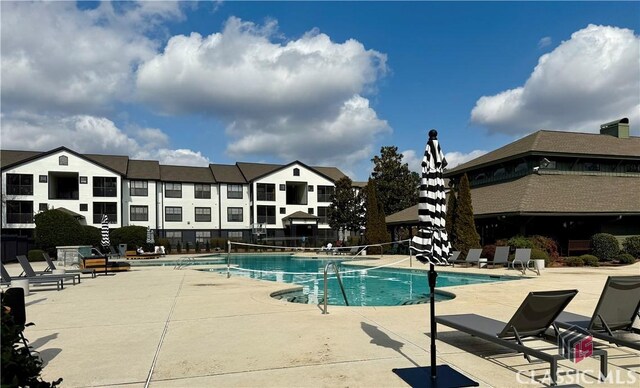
[328,177,364,242]
[445,191,457,243]
[364,179,390,254]
[453,174,480,256]
[371,146,419,216]
[34,209,83,253]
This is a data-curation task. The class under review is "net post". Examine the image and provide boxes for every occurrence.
[226,240,231,278]
[409,239,413,267]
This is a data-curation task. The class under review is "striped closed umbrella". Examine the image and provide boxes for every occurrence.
[101,214,110,248]
[411,129,451,264]
[146,226,155,244]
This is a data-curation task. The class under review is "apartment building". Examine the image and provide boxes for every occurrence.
[1,146,348,246]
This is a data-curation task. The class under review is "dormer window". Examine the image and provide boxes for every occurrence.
[293,168,300,176]
[59,155,68,165]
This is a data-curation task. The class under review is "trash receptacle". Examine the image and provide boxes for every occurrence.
[118,244,127,257]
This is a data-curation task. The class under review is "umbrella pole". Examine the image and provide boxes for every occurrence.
[428,261,437,379]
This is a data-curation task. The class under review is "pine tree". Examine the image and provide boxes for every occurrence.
[445,190,457,243]
[364,179,390,254]
[453,174,480,256]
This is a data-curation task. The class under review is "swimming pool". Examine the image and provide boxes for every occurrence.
[192,254,520,307]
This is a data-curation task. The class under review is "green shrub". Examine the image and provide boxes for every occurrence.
[34,209,83,251]
[79,225,101,247]
[565,257,584,267]
[185,241,190,253]
[622,236,640,259]
[195,241,201,253]
[27,249,45,262]
[156,238,171,254]
[110,226,147,250]
[205,240,211,253]
[591,233,620,261]
[529,235,560,261]
[507,236,534,249]
[616,253,636,265]
[530,248,550,266]
[579,254,599,267]
[176,242,182,253]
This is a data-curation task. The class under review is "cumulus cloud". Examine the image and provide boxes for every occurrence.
[538,36,552,49]
[400,149,421,174]
[471,25,640,134]
[1,113,209,167]
[136,17,390,166]
[444,150,488,169]
[0,1,183,115]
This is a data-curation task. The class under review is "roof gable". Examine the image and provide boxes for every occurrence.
[1,146,126,175]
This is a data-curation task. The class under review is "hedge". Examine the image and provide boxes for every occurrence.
[591,233,620,261]
[579,254,599,267]
[109,226,147,250]
[616,253,636,265]
[27,249,45,262]
[622,236,640,259]
[34,209,84,253]
[565,257,584,267]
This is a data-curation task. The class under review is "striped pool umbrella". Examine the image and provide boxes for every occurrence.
[405,129,464,384]
[411,129,451,264]
[146,226,155,245]
[100,214,110,248]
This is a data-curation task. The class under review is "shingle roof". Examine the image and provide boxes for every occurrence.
[84,153,130,175]
[386,204,419,225]
[1,150,41,169]
[209,164,247,183]
[312,166,347,182]
[446,130,640,175]
[236,162,282,181]
[470,174,640,216]
[159,165,215,183]
[127,160,161,180]
[282,211,319,221]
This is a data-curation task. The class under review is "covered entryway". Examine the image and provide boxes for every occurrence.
[282,211,318,247]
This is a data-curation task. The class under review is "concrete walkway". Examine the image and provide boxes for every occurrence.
[4,257,639,387]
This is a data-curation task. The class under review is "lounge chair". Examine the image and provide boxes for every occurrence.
[1,263,63,290]
[16,255,80,285]
[43,253,96,278]
[436,290,607,385]
[488,246,510,268]
[445,251,460,265]
[452,248,484,267]
[511,248,539,275]
[555,275,640,351]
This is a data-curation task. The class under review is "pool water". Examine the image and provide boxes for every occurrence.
[196,255,519,307]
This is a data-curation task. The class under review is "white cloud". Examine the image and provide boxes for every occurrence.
[1,113,209,167]
[0,1,183,115]
[538,36,552,49]
[471,25,640,134]
[403,148,487,172]
[136,17,390,166]
[444,150,488,169]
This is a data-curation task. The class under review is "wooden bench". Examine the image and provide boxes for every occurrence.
[81,256,130,274]
[125,251,160,260]
[567,240,591,256]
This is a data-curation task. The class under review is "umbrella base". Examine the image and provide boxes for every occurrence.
[392,365,478,388]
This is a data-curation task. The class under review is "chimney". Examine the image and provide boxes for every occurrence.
[600,118,629,138]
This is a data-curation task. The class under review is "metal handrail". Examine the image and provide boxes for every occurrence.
[323,261,349,314]
[174,257,194,270]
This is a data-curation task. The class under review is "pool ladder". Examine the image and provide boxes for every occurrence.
[174,257,195,270]
[322,261,349,314]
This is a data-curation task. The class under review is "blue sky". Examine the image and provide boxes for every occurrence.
[2,1,639,180]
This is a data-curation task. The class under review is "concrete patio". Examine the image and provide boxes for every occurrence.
[4,256,639,387]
